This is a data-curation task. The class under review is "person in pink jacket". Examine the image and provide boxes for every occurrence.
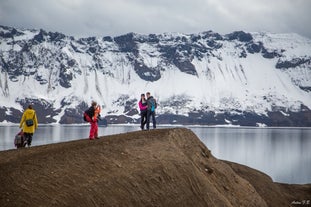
[138,93,148,130]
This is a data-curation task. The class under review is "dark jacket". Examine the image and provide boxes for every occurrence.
[147,96,157,111]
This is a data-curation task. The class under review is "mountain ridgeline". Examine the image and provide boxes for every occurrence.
[0,25,310,126]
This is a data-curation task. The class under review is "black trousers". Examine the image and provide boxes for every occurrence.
[146,110,156,130]
[140,110,147,129]
[24,133,33,146]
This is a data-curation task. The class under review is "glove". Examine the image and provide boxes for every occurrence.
[97,114,102,121]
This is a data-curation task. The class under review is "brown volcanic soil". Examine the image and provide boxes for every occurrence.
[0,128,310,207]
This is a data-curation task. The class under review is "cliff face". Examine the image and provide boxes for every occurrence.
[1,25,311,126]
[0,128,310,207]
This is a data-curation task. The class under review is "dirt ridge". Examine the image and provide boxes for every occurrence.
[0,128,310,207]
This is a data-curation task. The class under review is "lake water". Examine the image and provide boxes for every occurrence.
[0,125,310,184]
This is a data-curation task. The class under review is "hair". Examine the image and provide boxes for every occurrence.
[140,94,145,102]
[28,105,33,109]
[146,92,150,96]
[91,101,97,106]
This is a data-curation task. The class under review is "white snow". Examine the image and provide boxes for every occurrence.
[0,28,311,123]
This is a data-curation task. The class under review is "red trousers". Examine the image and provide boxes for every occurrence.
[89,121,98,139]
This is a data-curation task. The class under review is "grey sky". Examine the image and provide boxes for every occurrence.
[0,0,311,38]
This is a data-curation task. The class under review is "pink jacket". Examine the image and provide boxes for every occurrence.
[138,100,148,111]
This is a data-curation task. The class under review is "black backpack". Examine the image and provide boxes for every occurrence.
[83,107,93,122]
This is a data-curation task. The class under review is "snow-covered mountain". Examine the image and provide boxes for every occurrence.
[0,25,310,126]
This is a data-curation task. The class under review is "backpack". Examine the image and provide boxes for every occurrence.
[15,131,26,148]
[83,108,93,122]
[150,98,157,112]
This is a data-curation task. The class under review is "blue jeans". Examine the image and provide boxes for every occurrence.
[146,110,156,130]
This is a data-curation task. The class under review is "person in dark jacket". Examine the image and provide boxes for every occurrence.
[146,92,157,130]
[138,93,148,130]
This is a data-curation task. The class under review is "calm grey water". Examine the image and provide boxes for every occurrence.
[0,125,310,184]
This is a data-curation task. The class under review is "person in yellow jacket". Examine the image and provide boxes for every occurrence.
[19,104,38,147]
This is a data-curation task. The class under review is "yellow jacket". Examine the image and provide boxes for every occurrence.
[20,109,38,133]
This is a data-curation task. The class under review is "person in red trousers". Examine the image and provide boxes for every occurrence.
[85,101,101,140]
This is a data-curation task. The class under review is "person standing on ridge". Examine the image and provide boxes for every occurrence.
[85,101,101,140]
[138,93,148,130]
[146,92,157,130]
[19,104,38,147]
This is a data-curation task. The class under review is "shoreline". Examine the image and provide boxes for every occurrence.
[1,123,311,129]
[1,126,310,185]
